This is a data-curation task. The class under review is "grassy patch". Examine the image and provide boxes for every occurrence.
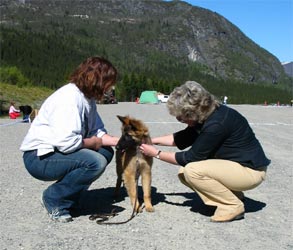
[0,82,54,116]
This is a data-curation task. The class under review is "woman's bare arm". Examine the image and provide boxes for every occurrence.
[152,134,175,146]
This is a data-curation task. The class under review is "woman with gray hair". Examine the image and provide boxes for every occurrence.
[140,81,270,222]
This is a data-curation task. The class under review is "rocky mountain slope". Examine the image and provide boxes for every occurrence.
[282,62,293,77]
[0,0,288,86]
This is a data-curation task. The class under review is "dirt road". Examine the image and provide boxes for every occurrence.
[0,103,292,250]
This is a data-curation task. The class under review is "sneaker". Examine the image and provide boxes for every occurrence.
[41,195,73,223]
[49,210,73,223]
[210,205,245,223]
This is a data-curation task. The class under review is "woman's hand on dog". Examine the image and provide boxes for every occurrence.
[140,144,178,165]
[83,136,103,150]
[140,144,159,157]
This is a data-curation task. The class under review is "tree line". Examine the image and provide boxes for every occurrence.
[0,27,291,104]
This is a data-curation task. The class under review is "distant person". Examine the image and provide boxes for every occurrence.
[20,56,119,222]
[9,101,21,119]
[139,81,270,222]
[223,96,228,105]
[29,108,39,123]
[291,99,293,107]
[19,105,33,122]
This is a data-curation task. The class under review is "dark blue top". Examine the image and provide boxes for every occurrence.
[174,105,271,169]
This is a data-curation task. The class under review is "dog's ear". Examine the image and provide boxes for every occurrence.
[117,115,126,124]
[117,115,132,126]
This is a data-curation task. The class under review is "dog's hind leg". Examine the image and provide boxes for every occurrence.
[141,167,154,212]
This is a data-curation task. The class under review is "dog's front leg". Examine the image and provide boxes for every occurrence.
[141,167,154,212]
[114,157,123,198]
[123,169,141,213]
[114,175,122,198]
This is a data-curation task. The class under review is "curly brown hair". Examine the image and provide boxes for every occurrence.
[69,56,117,100]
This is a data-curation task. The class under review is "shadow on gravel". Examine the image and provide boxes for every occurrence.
[243,197,266,213]
[71,186,167,218]
[71,187,266,219]
[162,192,266,217]
[70,187,125,217]
[162,192,215,216]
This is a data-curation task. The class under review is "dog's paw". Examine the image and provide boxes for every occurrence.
[145,205,154,212]
[135,206,143,213]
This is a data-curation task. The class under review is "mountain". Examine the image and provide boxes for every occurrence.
[0,0,291,95]
[282,62,293,77]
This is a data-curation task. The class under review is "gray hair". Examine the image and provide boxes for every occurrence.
[167,81,220,123]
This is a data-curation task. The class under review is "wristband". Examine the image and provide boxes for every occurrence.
[155,150,162,159]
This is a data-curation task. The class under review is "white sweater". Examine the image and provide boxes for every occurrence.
[20,83,106,156]
[9,105,20,113]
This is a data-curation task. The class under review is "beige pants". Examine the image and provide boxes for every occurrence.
[178,159,266,216]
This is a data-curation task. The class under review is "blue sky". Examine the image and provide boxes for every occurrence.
[171,0,293,63]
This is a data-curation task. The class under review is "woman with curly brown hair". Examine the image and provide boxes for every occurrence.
[140,81,270,222]
[20,56,119,222]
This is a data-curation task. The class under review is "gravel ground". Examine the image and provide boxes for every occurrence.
[0,103,292,250]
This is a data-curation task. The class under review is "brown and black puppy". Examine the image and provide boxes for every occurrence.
[115,115,154,213]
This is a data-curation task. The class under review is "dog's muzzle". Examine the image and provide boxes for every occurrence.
[115,134,138,151]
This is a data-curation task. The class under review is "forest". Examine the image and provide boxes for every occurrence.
[0,0,292,105]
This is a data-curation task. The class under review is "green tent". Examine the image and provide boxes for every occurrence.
[139,91,159,104]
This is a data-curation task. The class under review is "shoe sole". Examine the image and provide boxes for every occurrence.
[211,212,245,223]
[53,215,73,223]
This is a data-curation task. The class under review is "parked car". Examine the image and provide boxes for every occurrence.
[157,94,169,103]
